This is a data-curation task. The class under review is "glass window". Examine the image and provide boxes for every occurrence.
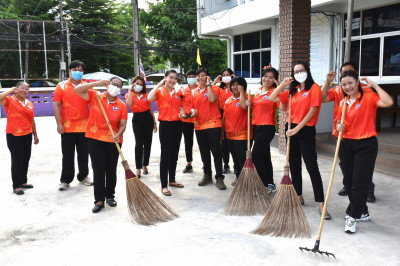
[363,4,400,35]
[234,54,241,76]
[261,51,271,70]
[242,53,250,78]
[234,35,241,52]
[243,31,260,51]
[360,38,380,76]
[344,11,361,37]
[383,35,400,76]
[252,52,261,78]
[261,30,271,48]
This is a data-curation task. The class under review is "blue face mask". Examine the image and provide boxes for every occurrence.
[71,71,83,81]
[187,77,196,85]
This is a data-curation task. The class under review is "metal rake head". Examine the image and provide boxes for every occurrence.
[299,240,336,258]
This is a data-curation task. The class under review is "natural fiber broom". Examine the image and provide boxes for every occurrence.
[95,93,178,225]
[251,95,310,238]
[224,104,271,216]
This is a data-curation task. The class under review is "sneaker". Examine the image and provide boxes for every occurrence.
[367,192,376,203]
[345,217,357,234]
[223,164,230,174]
[266,184,276,194]
[58,182,70,191]
[345,212,371,222]
[182,164,193,173]
[231,178,237,186]
[79,177,93,186]
[198,174,212,186]
[338,186,349,196]
[216,178,227,190]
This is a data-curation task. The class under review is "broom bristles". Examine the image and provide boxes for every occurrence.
[122,161,179,225]
[251,174,311,238]
[224,153,271,216]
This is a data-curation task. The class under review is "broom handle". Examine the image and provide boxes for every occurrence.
[316,97,348,241]
[95,93,126,162]
[247,104,251,151]
[285,94,292,166]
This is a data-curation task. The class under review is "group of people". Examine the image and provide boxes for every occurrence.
[1,59,393,234]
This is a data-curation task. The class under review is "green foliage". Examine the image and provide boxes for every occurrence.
[1,0,57,20]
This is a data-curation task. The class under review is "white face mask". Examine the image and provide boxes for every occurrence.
[222,76,232,84]
[294,72,307,83]
[133,85,143,92]
[108,85,121,97]
[187,77,196,85]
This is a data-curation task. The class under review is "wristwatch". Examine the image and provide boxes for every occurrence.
[207,83,212,87]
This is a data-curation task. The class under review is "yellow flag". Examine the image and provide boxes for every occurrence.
[196,48,201,66]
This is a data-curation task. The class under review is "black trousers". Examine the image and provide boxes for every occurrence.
[182,121,194,163]
[60,132,89,183]
[7,133,32,189]
[340,161,376,193]
[132,110,154,169]
[220,109,230,165]
[227,139,247,178]
[252,125,275,186]
[340,137,377,219]
[159,121,182,188]
[195,127,224,179]
[87,138,121,204]
[286,124,324,202]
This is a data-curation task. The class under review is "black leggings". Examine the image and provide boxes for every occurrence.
[252,125,275,186]
[220,109,230,165]
[182,121,194,163]
[7,133,32,189]
[227,139,247,178]
[132,110,154,169]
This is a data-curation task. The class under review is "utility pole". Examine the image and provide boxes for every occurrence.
[24,14,30,81]
[344,0,354,62]
[59,0,66,81]
[132,0,140,76]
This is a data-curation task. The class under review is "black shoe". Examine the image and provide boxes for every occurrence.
[106,198,117,207]
[216,178,227,190]
[198,174,212,186]
[13,189,24,195]
[21,184,34,189]
[182,164,193,173]
[223,164,230,174]
[367,192,376,203]
[338,186,349,196]
[92,204,104,213]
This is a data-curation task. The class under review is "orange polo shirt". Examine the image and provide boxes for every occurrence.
[86,91,128,143]
[224,95,251,140]
[335,91,379,139]
[278,83,322,126]
[180,84,198,123]
[252,87,278,125]
[125,92,150,113]
[155,87,182,121]
[53,79,90,133]
[327,83,373,136]
[4,95,34,136]
[218,87,233,110]
[192,85,222,130]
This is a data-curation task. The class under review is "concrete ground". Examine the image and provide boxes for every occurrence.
[0,114,399,265]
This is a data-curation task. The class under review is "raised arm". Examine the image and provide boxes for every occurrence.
[361,78,394,108]
[75,80,110,101]
[239,87,248,110]
[126,85,134,106]
[268,77,294,102]
[0,87,16,105]
[322,71,336,103]
[206,76,218,103]
[147,78,164,101]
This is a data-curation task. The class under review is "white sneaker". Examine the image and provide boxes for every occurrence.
[79,177,93,186]
[345,217,357,234]
[58,182,70,191]
[345,212,371,222]
[266,184,276,194]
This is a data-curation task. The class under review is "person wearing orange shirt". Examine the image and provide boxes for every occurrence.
[246,67,279,192]
[75,77,127,213]
[0,82,39,195]
[191,68,226,190]
[321,62,376,202]
[53,60,92,191]
[213,68,234,174]
[126,76,157,178]
[148,70,187,196]
[222,76,249,186]
[269,61,330,219]
[336,71,393,233]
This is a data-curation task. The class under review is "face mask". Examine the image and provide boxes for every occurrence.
[187,78,196,85]
[133,85,143,92]
[294,72,307,83]
[222,76,232,84]
[108,85,121,97]
[71,71,83,81]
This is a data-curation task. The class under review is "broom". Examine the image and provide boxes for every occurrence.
[224,103,271,216]
[95,93,178,225]
[251,94,311,238]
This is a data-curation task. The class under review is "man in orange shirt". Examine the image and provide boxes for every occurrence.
[53,60,92,191]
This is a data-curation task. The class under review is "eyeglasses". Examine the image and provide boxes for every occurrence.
[294,69,306,75]
[18,86,29,91]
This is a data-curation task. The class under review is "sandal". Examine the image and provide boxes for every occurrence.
[162,189,171,196]
[21,184,34,189]
[169,182,184,188]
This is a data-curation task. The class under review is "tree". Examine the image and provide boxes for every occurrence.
[140,0,227,76]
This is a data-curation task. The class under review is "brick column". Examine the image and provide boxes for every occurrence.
[279,0,311,80]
